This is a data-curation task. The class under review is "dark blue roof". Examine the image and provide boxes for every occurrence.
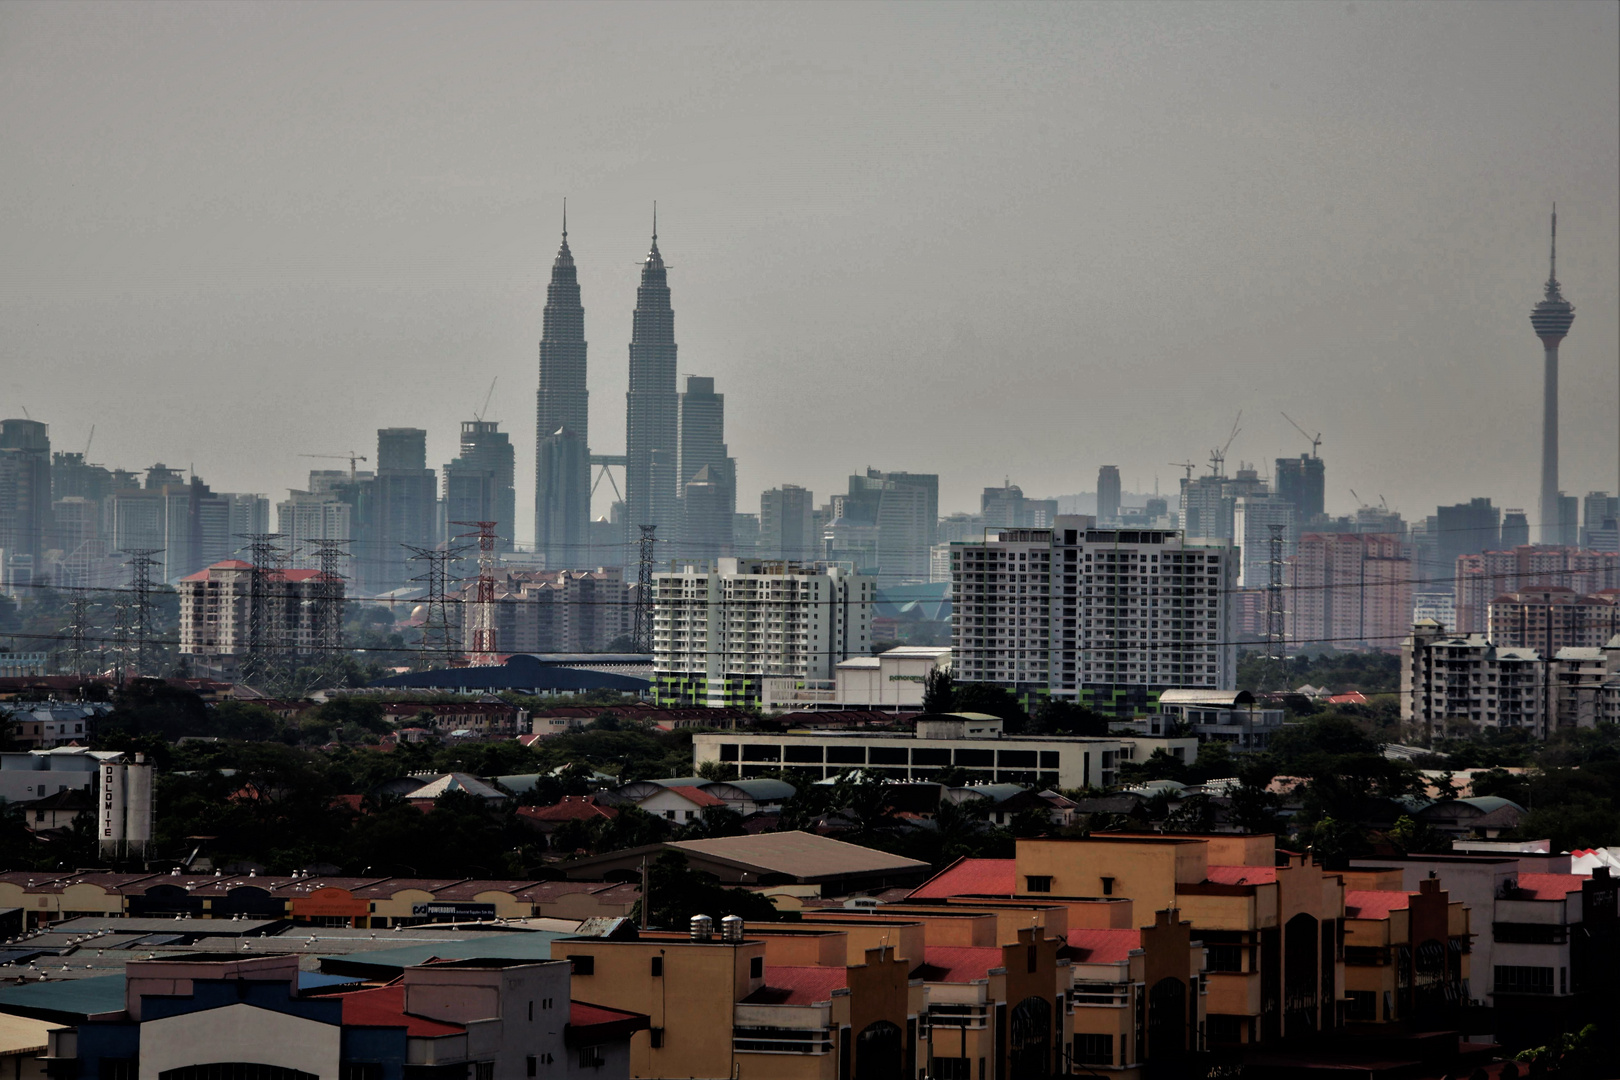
[370,654,649,693]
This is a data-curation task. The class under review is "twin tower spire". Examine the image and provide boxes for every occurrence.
[534,204,679,570]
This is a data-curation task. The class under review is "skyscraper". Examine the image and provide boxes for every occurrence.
[624,214,680,547]
[0,419,52,567]
[360,427,436,595]
[535,211,591,569]
[1096,465,1121,522]
[677,376,734,560]
[760,485,816,561]
[1530,206,1575,544]
[444,420,515,552]
[1275,454,1325,526]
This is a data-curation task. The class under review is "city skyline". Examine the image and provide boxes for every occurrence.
[1,2,1616,540]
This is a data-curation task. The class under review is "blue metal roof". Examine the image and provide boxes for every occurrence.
[0,974,126,1021]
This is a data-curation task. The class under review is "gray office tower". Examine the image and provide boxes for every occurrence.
[760,485,816,561]
[362,427,437,595]
[1530,207,1575,545]
[1275,454,1325,525]
[0,419,51,564]
[444,421,515,553]
[535,216,591,569]
[624,219,680,547]
[1096,466,1121,522]
[678,375,735,560]
[1435,497,1500,574]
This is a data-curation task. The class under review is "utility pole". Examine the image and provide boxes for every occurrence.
[240,533,285,683]
[307,538,350,667]
[452,521,500,666]
[407,545,463,667]
[63,593,92,678]
[1264,523,1287,690]
[633,525,658,653]
[122,548,162,679]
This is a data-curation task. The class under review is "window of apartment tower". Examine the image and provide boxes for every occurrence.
[1025,876,1052,893]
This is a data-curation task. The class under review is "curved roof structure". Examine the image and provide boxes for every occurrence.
[370,654,649,693]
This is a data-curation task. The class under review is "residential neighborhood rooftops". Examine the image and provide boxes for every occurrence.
[914,946,1004,984]
[339,984,464,1037]
[1344,890,1413,920]
[1065,928,1140,965]
[742,966,849,1006]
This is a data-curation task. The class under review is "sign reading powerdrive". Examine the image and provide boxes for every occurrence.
[412,902,497,919]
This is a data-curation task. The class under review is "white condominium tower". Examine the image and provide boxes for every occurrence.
[951,518,1236,715]
[652,559,874,708]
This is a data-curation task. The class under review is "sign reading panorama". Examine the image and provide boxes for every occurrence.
[412,902,497,919]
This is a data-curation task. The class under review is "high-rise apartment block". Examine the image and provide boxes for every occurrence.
[1487,588,1619,655]
[465,567,636,654]
[652,559,873,707]
[177,560,340,662]
[951,520,1237,716]
[1453,546,1620,633]
[1286,533,1412,651]
[1095,466,1121,523]
[534,218,591,570]
[624,224,680,546]
[759,485,816,561]
[828,469,938,586]
[1233,493,1296,588]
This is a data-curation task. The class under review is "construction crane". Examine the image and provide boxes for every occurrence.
[1169,461,1199,483]
[1209,411,1242,478]
[299,452,369,482]
[474,377,498,423]
[1281,412,1322,458]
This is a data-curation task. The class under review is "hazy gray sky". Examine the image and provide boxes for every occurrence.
[3,0,1616,540]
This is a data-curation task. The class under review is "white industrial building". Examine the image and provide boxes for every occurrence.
[951,519,1237,716]
[653,558,874,708]
[761,645,949,713]
[692,716,1197,789]
[0,747,151,854]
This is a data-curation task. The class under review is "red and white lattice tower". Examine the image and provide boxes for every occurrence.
[453,520,500,666]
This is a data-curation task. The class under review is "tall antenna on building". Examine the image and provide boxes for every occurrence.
[633,525,659,653]
[408,545,463,667]
[452,521,500,666]
[1264,524,1287,685]
[239,533,285,682]
[122,548,162,679]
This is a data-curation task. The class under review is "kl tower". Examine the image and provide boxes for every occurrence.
[1530,206,1575,544]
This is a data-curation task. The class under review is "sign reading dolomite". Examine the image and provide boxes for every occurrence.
[98,753,154,857]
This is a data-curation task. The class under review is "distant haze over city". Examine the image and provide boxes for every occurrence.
[2,1,1617,538]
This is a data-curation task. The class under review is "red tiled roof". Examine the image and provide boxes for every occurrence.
[914,946,1004,984]
[742,965,849,1005]
[519,797,619,823]
[907,858,1015,900]
[1326,691,1368,705]
[1344,889,1413,920]
[569,999,650,1033]
[340,985,464,1037]
[661,787,726,808]
[1206,865,1277,886]
[1515,873,1590,901]
[1065,928,1140,964]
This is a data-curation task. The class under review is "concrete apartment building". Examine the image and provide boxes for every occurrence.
[1337,874,1471,1026]
[652,559,874,708]
[1454,545,1620,632]
[1401,622,1549,737]
[467,568,636,654]
[1402,620,1620,736]
[1232,492,1296,589]
[951,521,1237,716]
[1487,586,1619,653]
[177,559,341,661]
[1286,532,1412,651]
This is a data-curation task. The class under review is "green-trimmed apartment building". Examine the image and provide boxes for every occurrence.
[652,558,875,708]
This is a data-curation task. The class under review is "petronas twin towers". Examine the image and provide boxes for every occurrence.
[534,212,696,569]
